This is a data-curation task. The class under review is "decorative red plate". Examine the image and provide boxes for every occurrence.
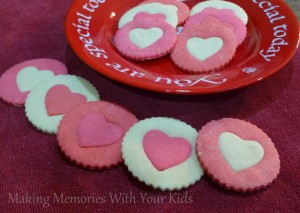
[65,0,299,94]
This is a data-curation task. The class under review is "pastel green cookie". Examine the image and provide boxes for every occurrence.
[25,75,100,134]
[122,117,204,191]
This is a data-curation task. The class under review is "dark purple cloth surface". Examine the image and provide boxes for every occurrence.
[0,1,299,212]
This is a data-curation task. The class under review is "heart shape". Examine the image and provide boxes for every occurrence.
[186,37,223,61]
[129,27,163,49]
[16,66,54,92]
[45,85,87,116]
[77,112,123,148]
[143,130,192,171]
[219,132,264,172]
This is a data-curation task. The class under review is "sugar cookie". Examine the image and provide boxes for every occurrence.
[190,0,248,24]
[197,118,280,192]
[25,75,100,134]
[185,8,247,46]
[171,18,237,73]
[122,117,204,191]
[141,0,190,25]
[115,17,176,61]
[57,101,138,169]
[0,59,67,106]
[118,2,178,28]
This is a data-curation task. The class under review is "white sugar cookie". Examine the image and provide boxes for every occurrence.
[118,2,178,28]
[122,117,204,191]
[25,75,100,134]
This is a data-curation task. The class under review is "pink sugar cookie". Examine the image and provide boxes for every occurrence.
[197,118,280,192]
[134,12,166,22]
[141,0,190,25]
[0,58,68,106]
[118,2,178,28]
[115,17,177,61]
[57,101,138,169]
[190,0,248,25]
[171,19,237,73]
[184,7,247,46]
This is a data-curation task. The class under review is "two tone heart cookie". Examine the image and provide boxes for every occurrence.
[118,2,178,29]
[171,17,237,73]
[0,58,68,106]
[140,0,190,25]
[25,75,100,134]
[190,0,248,25]
[115,15,177,61]
[185,7,247,46]
[114,0,249,73]
[122,117,204,191]
[57,101,138,169]
[197,118,280,192]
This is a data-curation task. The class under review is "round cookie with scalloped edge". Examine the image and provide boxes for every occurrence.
[25,75,100,134]
[57,101,138,169]
[115,16,177,61]
[190,0,248,25]
[171,17,237,73]
[0,58,68,106]
[184,7,247,46]
[122,117,204,191]
[140,0,190,25]
[197,118,280,192]
[118,2,178,29]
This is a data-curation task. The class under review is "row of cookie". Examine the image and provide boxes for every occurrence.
[55,100,280,193]
[0,59,280,193]
[0,59,100,133]
[114,0,248,73]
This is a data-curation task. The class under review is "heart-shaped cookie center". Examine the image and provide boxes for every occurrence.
[129,27,163,49]
[219,132,264,172]
[143,130,192,171]
[77,112,123,148]
[45,85,87,116]
[16,66,54,92]
[186,37,223,61]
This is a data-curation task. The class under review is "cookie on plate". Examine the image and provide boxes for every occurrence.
[184,7,247,46]
[140,0,190,25]
[118,2,178,29]
[115,16,177,61]
[190,0,248,25]
[57,101,138,169]
[197,118,280,192]
[171,17,237,73]
[122,117,204,191]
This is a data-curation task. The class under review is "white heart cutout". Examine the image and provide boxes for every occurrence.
[16,67,54,92]
[186,37,223,61]
[129,27,163,49]
[218,132,264,172]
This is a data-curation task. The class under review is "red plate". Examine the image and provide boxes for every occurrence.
[65,0,299,94]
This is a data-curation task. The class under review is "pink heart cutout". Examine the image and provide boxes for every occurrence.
[77,112,123,148]
[45,85,87,116]
[143,130,192,171]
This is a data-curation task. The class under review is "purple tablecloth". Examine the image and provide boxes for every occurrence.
[1,1,299,212]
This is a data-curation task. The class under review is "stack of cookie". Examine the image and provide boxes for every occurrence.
[114,0,248,73]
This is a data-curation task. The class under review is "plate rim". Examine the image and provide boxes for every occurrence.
[65,0,300,95]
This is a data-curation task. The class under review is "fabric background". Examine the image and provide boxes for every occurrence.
[0,0,299,212]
